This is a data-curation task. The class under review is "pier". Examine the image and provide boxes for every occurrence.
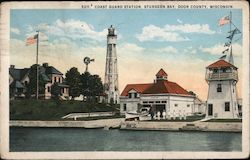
[10,119,242,132]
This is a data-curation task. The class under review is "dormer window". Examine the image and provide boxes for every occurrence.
[128,93,132,98]
[134,93,137,98]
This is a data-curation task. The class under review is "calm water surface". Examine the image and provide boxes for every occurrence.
[10,127,241,151]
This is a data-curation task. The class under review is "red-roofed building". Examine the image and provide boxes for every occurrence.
[205,59,240,119]
[120,69,196,119]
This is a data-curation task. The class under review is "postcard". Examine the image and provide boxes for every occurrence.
[0,1,249,159]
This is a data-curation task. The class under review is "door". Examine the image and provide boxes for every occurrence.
[208,104,213,116]
[156,105,165,117]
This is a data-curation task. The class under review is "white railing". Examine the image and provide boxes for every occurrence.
[206,72,238,81]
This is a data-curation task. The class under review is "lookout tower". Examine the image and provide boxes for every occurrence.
[205,59,239,119]
[104,25,119,104]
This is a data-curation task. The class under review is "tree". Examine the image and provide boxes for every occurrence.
[80,72,91,101]
[188,91,196,97]
[65,67,81,100]
[89,74,103,101]
[26,64,46,98]
[80,72,104,102]
[51,82,61,100]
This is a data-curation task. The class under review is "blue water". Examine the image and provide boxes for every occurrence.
[10,127,241,151]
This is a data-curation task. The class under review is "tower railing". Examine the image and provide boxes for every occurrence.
[205,71,238,81]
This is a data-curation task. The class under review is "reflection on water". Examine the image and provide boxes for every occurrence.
[10,127,241,152]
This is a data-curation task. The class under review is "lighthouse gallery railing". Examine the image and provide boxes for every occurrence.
[206,72,238,81]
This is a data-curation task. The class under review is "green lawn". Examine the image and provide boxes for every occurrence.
[10,99,120,121]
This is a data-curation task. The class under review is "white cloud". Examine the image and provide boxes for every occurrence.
[183,46,197,54]
[11,28,20,35]
[200,43,242,56]
[164,24,215,34]
[155,46,178,54]
[26,19,107,42]
[136,23,215,42]
[136,25,189,42]
[119,43,144,54]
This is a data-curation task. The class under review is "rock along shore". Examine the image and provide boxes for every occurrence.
[10,119,242,132]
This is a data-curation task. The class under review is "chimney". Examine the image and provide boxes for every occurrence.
[10,65,15,68]
[42,63,48,67]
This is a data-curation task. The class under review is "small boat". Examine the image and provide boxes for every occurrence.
[125,107,151,121]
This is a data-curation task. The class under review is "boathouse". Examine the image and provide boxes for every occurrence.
[120,69,196,119]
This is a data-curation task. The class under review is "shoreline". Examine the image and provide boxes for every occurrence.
[10,119,242,132]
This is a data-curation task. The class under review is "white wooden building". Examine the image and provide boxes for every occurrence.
[205,59,240,119]
[120,69,196,119]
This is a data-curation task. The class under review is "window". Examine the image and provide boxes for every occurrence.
[48,86,51,93]
[128,93,132,98]
[143,101,148,104]
[54,77,57,83]
[225,102,230,111]
[156,101,160,103]
[214,69,218,73]
[17,88,23,93]
[187,104,190,107]
[24,81,28,86]
[61,88,64,94]
[134,93,137,98]
[217,84,222,92]
[162,101,167,103]
[123,104,127,111]
[175,104,178,107]
[149,101,154,104]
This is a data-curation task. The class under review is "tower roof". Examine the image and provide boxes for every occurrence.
[156,68,168,77]
[207,60,237,69]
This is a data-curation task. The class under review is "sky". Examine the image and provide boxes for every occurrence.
[10,9,243,100]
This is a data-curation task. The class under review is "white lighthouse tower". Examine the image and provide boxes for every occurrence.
[104,25,119,104]
[205,60,239,119]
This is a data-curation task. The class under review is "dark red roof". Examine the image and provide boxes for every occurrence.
[207,60,237,69]
[121,80,191,96]
[156,68,168,77]
[120,83,152,96]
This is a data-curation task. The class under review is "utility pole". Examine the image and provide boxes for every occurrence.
[36,31,39,100]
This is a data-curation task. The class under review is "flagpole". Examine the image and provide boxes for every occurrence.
[229,11,234,64]
[36,31,39,100]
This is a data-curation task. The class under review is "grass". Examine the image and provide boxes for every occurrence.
[10,99,120,121]
[205,118,242,122]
